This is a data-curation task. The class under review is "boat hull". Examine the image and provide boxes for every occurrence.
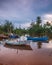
[5,40,30,45]
[27,36,48,42]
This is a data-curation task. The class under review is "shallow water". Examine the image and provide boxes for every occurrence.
[0,40,52,65]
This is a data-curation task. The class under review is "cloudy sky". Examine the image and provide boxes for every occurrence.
[0,0,52,28]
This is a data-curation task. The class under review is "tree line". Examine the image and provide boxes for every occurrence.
[0,16,52,38]
[28,17,52,38]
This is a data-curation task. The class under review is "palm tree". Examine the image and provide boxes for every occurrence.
[4,20,14,33]
[36,16,41,26]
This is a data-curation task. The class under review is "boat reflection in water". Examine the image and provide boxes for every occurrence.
[37,41,49,49]
[4,44,32,50]
[4,44,32,54]
[37,42,42,49]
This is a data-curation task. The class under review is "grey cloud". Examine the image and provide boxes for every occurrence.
[0,0,52,28]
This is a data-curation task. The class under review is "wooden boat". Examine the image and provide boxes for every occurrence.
[0,34,8,40]
[27,36,48,42]
[5,39,30,45]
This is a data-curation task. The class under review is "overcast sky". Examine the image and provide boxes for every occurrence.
[0,0,52,28]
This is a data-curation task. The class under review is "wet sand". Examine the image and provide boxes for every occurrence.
[0,40,52,65]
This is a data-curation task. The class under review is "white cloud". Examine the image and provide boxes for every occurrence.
[42,14,52,25]
[44,14,52,20]
[14,22,31,29]
[21,22,31,29]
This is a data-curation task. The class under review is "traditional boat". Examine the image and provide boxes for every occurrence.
[27,36,49,42]
[5,35,27,45]
[5,38,30,45]
[0,34,8,40]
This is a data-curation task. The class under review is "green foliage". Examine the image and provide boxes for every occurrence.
[28,16,52,38]
[14,28,27,36]
[28,24,44,37]
[28,16,42,37]
[0,16,52,39]
[0,20,14,34]
[3,20,14,33]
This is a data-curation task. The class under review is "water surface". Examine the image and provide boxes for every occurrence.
[0,40,52,65]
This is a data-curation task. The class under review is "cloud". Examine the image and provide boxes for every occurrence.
[14,22,31,29]
[0,0,52,28]
[0,0,51,19]
[21,22,31,29]
[42,14,52,25]
[44,14,52,20]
